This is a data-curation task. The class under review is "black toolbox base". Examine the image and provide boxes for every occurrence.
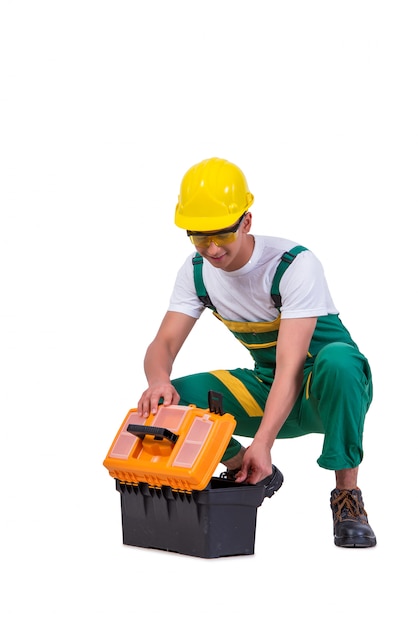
[116,477,266,558]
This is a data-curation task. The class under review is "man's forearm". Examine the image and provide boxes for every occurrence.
[254,373,303,448]
[144,341,174,385]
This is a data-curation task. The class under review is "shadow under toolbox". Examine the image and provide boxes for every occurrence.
[103,392,267,558]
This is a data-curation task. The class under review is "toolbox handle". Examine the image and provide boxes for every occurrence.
[127,424,179,444]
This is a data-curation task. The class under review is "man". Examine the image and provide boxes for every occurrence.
[137,157,376,548]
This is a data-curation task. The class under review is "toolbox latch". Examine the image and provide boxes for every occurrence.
[208,390,224,415]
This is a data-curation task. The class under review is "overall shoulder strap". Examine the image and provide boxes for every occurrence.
[192,253,216,310]
[271,245,308,309]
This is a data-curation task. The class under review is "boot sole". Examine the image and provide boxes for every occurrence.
[334,537,377,548]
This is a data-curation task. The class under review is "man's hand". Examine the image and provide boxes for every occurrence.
[137,382,180,418]
[234,440,273,484]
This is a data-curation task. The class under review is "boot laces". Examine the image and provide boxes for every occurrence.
[332,490,368,524]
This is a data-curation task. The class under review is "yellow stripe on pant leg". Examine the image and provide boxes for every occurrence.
[210,370,263,417]
[305,371,312,399]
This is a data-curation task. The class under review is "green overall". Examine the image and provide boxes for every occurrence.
[171,247,373,470]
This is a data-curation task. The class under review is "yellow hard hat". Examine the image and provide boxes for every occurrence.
[175,157,254,231]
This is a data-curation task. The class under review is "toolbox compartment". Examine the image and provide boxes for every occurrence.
[116,476,266,558]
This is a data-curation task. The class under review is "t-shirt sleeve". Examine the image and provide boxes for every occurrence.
[167,255,206,319]
[279,251,337,319]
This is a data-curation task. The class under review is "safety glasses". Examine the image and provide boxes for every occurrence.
[187,213,246,247]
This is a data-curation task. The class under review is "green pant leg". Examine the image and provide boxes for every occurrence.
[172,344,373,470]
[171,369,270,461]
[299,342,373,470]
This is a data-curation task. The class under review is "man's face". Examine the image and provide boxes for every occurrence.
[187,212,253,272]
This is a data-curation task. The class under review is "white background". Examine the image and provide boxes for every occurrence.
[1,1,417,624]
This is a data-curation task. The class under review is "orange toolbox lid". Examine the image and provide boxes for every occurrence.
[103,392,236,491]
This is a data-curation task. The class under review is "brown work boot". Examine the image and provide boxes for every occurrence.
[330,488,377,548]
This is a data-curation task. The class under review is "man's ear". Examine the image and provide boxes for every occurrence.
[243,211,252,234]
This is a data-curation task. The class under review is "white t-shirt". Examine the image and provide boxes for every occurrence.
[168,235,339,323]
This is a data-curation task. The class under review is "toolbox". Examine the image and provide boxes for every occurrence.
[103,392,267,558]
